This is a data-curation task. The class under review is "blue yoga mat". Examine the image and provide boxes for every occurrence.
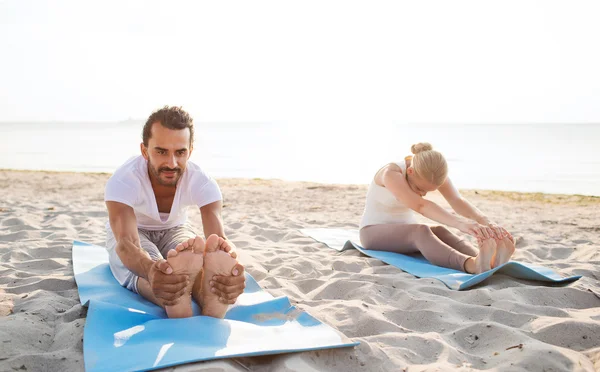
[300,228,581,290]
[72,241,358,372]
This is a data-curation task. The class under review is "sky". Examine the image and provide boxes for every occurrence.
[1,0,599,125]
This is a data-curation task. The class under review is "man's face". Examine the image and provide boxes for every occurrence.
[141,122,192,187]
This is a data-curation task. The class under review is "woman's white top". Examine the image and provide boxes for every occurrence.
[359,160,417,229]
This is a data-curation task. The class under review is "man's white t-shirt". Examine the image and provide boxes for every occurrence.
[104,156,222,231]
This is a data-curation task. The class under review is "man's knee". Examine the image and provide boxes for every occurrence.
[158,224,198,256]
[107,258,138,292]
[106,243,143,293]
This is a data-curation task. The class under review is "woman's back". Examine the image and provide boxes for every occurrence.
[359,160,416,229]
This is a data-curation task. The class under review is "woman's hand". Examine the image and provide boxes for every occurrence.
[486,222,505,240]
[459,221,494,240]
[485,222,514,242]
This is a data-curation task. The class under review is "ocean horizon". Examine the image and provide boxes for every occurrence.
[1,121,599,197]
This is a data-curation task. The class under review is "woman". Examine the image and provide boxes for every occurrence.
[359,142,515,274]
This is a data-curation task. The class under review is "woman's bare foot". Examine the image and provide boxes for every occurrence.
[464,238,497,274]
[492,236,516,268]
[200,234,238,318]
[164,236,205,318]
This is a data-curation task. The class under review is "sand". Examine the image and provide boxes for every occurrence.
[0,170,599,371]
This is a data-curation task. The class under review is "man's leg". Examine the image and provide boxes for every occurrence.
[156,223,200,257]
[200,235,238,318]
[156,224,205,318]
[156,225,239,318]
[106,228,164,306]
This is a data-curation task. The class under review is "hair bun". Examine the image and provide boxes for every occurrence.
[411,142,433,154]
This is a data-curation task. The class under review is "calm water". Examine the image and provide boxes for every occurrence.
[1,122,599,196]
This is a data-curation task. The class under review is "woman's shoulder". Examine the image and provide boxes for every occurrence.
[382,157,411,174]
[374,161,405,187]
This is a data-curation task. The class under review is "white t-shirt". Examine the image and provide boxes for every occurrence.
[104,156,222,231]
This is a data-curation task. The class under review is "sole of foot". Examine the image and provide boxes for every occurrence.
[492,237,516,268]
[474,238,497,274]
[201,234,238,318]
[164,236,206,318]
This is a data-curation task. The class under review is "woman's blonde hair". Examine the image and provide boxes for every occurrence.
[410,142,448,186]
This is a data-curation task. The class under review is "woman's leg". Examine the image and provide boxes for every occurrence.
[429,225,499,272]
[430,225,479,257]
[360,224,473,272]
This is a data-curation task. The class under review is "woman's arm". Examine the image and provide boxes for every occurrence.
[379,165,487,237]
[438,177,508,239]
[438,177,490,225]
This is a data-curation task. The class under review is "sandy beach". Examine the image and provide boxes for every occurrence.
[0,169,599,372]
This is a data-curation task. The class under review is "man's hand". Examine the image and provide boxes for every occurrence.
[147,259,189,306]
[209,263,246,304]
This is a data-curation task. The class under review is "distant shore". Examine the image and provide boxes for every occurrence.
[2,168,600,202]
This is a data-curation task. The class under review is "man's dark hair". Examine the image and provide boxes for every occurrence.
[142,106,194,147]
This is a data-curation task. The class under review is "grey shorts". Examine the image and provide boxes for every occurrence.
[106,223,198,293]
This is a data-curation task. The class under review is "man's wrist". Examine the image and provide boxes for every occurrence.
[141,257,154,280]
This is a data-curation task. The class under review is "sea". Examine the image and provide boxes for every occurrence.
[1,121,598,196]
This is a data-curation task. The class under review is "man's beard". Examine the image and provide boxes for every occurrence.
[148,161,182,186]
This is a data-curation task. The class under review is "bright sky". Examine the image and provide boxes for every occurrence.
[1,0,599,124]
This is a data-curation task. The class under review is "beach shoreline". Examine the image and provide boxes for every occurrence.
[1,169,599,371]
[2,167,600,202]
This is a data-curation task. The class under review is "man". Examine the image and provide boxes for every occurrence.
[104,106,245,318]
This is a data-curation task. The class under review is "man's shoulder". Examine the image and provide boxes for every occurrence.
[106,156,144,190]
[183,160,222,206]
[185,159,205,173]
[184,160,212,182]
[183,161,220,192]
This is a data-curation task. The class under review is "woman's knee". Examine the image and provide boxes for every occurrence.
[430,225,450,236]
[409,224,435,242]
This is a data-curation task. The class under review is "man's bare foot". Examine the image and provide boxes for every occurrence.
[164,236,205,318]
[201,234,238,318]
[464,238,497,274]
[492,236,515,268]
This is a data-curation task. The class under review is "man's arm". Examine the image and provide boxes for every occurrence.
[106,201,154,278]
[200,200,246,304]
[200,200,227,239]
[106,201,188,305]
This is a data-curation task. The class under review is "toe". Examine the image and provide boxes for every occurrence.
[204,234,221,254]
[167,248,178,258]
[191,235,206,254]
[175,240,189,252]
[220,238,233,252]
